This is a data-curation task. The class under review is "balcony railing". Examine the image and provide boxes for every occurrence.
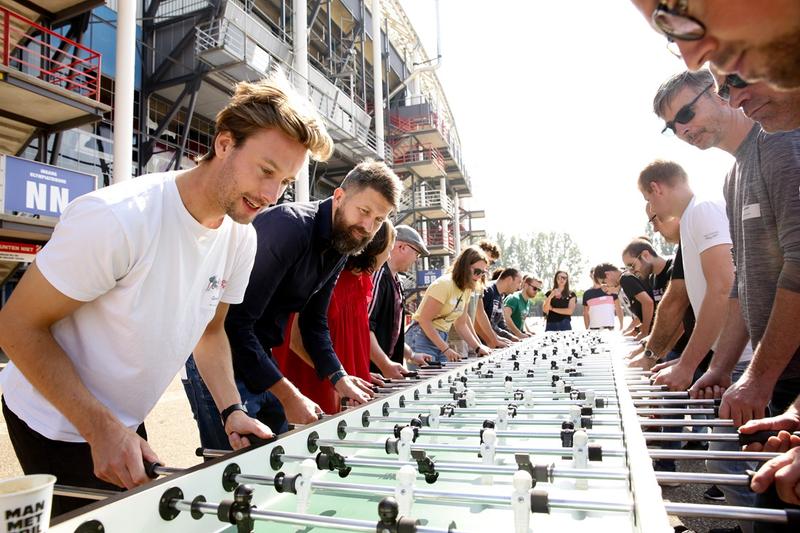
[427,230,455,250]
[393,144,446,173]
[399,189,453,216]
[1,6,101,100]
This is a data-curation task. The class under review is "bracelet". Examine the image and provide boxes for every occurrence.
[220,403,247,426]
[329,369,347,386]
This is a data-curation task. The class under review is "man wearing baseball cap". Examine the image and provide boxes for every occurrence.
[368,225,431,376]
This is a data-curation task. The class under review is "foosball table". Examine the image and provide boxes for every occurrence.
[49,332,799,532]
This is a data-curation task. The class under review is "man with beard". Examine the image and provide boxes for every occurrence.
[184,160,401,449]
[0,77,331,512]
[629,0,800,89]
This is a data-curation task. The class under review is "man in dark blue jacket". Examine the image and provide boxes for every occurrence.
[184,160,401,448]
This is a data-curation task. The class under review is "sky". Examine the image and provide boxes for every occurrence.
[399,0,735,289]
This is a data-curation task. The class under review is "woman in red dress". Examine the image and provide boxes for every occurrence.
[272,220,396,414]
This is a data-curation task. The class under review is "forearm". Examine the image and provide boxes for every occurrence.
[368,332,394,370]
[475,308,499,345]
[455,317,480,349]
[746,287,800,384]
[639,299,654,335]
[582,309,589,329]
[193,329,241,411]
[505,314,525,337]
[549,306,573,316]
[616,303,624,329]
[2,326,119,441]
[646,298,687,356]
[680,290,729,370]
[708,298,750,374]
[418,319,448,351]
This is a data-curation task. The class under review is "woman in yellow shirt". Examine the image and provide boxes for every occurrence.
[408,245,492,363]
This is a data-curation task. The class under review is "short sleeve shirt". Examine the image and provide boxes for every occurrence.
[412,275,471,332]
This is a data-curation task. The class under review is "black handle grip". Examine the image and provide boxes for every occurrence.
[144,460,162,479]
[244,434,278,447]
[738,430,783,445]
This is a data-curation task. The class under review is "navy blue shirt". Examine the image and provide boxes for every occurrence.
[225,197,347,392]
[482,282,513,337]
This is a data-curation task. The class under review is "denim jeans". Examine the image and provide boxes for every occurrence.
[182,354,289,452]
[706,359,758,533]
[544,319,571,332]
[406,322,448,363]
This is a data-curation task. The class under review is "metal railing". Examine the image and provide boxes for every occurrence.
[393,143,446,173]
[427,229,455,250]
[195,18,246,59]
[1,6,101,100]
[399,188,453,215]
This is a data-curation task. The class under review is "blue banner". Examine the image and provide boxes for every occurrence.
[416,269,442,287]
[2,156,97,218]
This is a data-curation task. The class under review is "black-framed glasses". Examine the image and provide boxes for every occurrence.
[625,252,644,271]
[526,283,541,292]
[648,213,658,226]
[716,74,749,101]
[662,83,713,134]
[652,0,705,41]
[472,268,488,277]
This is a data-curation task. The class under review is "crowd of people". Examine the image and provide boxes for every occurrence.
[0,2,798,530]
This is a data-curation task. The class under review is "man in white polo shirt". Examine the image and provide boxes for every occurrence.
[0,77,334,515]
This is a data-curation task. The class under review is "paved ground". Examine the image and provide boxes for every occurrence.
[0,324,741,532]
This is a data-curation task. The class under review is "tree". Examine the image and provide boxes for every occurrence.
[643,223,676,257]
[491,231,587,286]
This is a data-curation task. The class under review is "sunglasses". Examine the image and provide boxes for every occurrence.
[662,83,713,134]
[472,268,489,277]
[526,284,541,292]
[648,213,658,225]
[651,0,706,42]
[716,74,749,101]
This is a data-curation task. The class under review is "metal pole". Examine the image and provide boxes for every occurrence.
[370,0,384,161]
[113,0,136,183]
[293,0,310,201]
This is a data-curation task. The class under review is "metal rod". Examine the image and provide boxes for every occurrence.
[53,485,118,501]
[656,472,750,486]
[663,503,793,523]
[649,449,778,461]
[344,427,623,439]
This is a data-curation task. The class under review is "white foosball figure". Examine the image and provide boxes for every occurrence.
[572,430,589,490]
[296,459,317,514]
[398,425,414,462]
[480,428,497,485]
[511,469,533,533]
[395,464,416,516]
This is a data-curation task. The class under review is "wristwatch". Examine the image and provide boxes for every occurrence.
[329,369,348,386]
[220,402,247,426]
[644,348,659,361]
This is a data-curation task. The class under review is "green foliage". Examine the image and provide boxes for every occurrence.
[643,223,676,257]
[490,231,588,288]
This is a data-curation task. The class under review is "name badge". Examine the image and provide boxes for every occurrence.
[742,203,761,221]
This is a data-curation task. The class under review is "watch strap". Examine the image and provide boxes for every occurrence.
[220,402,247,426]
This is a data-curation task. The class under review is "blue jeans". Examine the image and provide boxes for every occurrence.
[406,323,448,363]
[545,319,571,332]
[706,359,757,533]
[182,354,289,451]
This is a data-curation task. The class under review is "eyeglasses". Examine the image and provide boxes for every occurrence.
[526,283,541,292]
[472,268,489,277]
[716,74,749,101]
[557,275,567,280]
[406,244,422,257]
[662,83,713,134]
[648,213,658,226]
[651,0,706,41]
[624,252,644,271]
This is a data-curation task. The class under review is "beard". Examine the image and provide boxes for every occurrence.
[762,32,800,89]
[331,208,372,255]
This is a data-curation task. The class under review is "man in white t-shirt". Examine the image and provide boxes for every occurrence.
[0,78,334,515]
[639,160,752,391]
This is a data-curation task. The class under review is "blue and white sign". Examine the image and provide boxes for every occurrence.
[416,269,442,287]
[1,155,97,219]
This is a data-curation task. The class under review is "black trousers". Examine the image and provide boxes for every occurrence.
[2,397,147,517]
